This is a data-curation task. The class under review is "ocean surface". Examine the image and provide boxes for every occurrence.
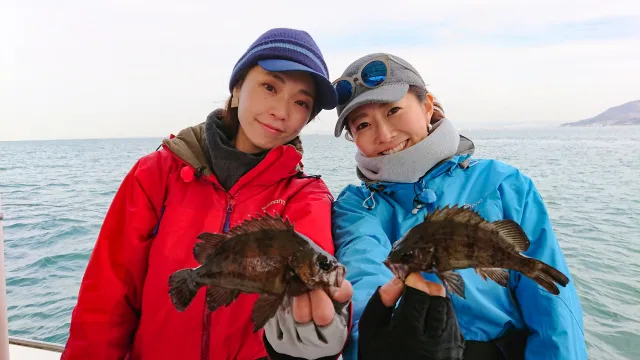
[1,127,639,359]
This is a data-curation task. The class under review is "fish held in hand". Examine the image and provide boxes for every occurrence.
[167,213,346,332]
[384,205,569,299]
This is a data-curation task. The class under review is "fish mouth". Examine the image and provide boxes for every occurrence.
[329,265,346,287]
[383,260,409,281]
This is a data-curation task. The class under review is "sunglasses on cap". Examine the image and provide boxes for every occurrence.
[332,55,421,106]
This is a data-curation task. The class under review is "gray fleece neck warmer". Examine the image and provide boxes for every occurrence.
[355,118,460,184]
[204,109,268,191]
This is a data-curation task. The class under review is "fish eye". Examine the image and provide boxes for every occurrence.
[316,255,332,271]
[400,251,414,263]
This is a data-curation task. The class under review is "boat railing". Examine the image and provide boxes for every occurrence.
[8,336,64,353]
[1,202,10,359]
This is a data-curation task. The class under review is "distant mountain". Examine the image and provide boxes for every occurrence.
[560,100,640,127]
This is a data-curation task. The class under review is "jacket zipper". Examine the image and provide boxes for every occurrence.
[201,193,235,360]
[223,196,235,232]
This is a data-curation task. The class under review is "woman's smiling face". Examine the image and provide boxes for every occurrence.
[347,91,434,157]
[234,65,316,154]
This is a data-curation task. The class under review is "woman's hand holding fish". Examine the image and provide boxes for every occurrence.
[358,273,465,360]
[263,280,353,359]
[292,279,353,325]
[378,274,446,305]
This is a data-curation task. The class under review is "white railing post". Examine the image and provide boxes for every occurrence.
[0,199,10,359]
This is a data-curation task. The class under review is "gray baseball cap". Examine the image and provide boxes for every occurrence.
[333,53,426,137]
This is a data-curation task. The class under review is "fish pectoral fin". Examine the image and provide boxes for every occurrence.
[251,294,284,333]
[286,275,309,297]
[205,287,240,311]
[193,232,227,264]
[493,220,530,252]
[438,270,466,299]
[476,268,510,287]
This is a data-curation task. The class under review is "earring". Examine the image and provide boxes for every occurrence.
[230,89,239,108]
[427,123,433,133]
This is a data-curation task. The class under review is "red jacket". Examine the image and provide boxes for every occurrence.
[62,124,345,360]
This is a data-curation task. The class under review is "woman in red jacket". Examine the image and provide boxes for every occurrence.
[62,28,352,360]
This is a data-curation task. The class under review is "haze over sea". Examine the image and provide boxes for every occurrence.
[1,126,639,359]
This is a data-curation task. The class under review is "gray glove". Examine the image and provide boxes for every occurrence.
[264,299,350,359]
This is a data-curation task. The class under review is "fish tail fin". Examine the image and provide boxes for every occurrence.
[526,259,570,295]
[168,269,201,311]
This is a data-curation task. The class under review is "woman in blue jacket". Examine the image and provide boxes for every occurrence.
[330,53,587,360]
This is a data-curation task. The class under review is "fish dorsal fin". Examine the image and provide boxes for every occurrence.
[426,204,486,225]
[193,214,292,264]
[492,220,530,252]
[193,232,228,264]
[226,212,293,238]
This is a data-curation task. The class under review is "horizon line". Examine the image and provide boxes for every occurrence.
[0,123,578,143]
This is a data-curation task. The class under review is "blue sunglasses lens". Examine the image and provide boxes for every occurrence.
[361,60,387,87]
[334,80,353,105]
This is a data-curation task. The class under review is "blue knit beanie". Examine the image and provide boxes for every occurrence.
[228,28,338,110]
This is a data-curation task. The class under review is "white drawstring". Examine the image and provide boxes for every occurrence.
[362,190,377,210]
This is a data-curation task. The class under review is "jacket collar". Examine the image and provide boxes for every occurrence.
[359,134,476,188]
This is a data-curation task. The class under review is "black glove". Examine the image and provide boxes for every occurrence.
[358,285,464,360]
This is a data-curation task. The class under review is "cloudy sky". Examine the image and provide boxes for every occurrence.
[2,0,639,141]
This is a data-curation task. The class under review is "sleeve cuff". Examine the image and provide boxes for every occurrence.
[264,301,352,360]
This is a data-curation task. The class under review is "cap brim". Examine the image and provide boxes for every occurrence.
[258,59,338,110]
[333,82,409,137]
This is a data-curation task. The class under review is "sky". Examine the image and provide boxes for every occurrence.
[2,0,640,141]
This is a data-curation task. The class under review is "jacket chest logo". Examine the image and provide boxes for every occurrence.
[463,199,483,209]
[262,199,286,212]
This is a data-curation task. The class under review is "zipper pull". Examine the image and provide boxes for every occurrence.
[223,196,236,233]
[227,197,235,213]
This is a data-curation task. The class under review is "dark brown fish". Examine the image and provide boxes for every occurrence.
[167,213,346,332]
[383,205,569,298]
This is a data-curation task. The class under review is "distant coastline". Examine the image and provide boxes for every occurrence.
[560,100,640,127]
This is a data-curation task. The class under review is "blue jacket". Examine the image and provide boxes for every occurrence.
[332,140,587,360]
